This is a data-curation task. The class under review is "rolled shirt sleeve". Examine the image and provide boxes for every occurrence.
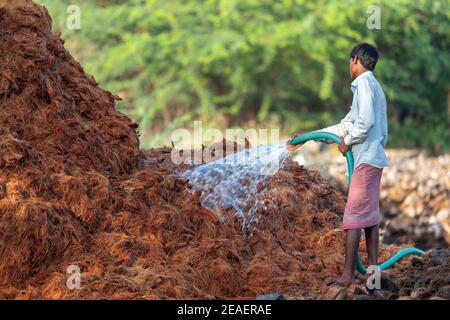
[337,110,353,137]
[343,78,375,146]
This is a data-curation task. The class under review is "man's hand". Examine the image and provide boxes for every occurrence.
[286,142,303,152]
[338,136,348,156]
[286,133,303,152]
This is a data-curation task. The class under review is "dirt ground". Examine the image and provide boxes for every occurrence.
[0,0,448,300]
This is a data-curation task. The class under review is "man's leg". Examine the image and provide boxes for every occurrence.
[340,228,361,284]
[364,224,379,266]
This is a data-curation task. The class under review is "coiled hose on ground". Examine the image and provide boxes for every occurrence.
[289,131,424,274]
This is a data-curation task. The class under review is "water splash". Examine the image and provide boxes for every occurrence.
[183,142,289,231]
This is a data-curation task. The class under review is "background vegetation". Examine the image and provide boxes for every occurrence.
[38,0,449,152]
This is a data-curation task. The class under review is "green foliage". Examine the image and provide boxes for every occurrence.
[390,115,450,155]
[38,0,449,151]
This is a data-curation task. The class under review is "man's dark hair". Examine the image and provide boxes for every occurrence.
[350,43,379,71]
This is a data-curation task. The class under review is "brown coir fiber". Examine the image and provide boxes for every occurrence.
[0,0,143,175]
[0,0,424,300]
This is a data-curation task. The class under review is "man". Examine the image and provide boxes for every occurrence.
[288,43,389,287]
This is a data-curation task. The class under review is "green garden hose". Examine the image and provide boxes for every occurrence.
[289,132,424,274]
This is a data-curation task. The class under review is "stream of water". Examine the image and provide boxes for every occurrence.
[183,142,289,230]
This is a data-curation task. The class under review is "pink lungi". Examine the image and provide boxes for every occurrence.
[343,163,383,230]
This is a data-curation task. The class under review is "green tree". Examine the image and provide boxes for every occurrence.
[38,0,449,151]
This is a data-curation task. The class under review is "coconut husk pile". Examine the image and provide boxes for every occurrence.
[0,0,350,299]
[0,0,447,300]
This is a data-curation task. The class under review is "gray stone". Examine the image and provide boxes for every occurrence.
[410,287,426,299]
[256,293,284,300]
[380,273,399,293]
[414,278,426,289]
[445,274,450,284]
[436,285,450,299]
[373,290,396,300]
[353,294,377,300]
[352,286,369,295]
[429,248,450,265]
[429,296,447,300]
[335,290,348,300]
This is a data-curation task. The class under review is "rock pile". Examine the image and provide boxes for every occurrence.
[381,152,450,248]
